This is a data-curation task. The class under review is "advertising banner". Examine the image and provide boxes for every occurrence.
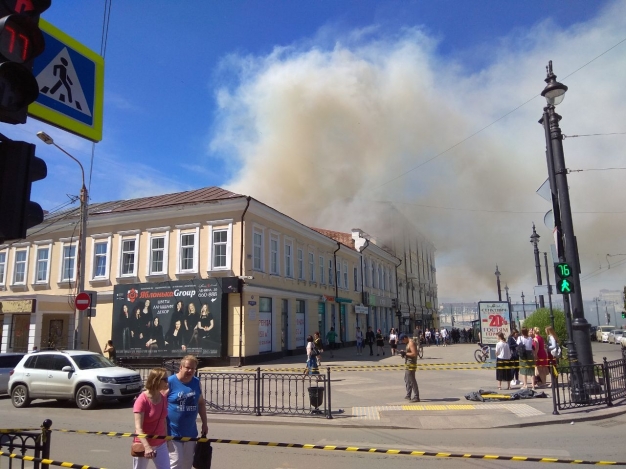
[258,312,272,352]
[112,279,228,358]
[478,301,511,345]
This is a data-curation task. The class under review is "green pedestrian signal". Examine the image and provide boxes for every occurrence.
[557,279,575,294]
[622,312,625,319]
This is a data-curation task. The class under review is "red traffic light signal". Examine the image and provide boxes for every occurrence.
[0,139,47,242]
[0,0,50,124]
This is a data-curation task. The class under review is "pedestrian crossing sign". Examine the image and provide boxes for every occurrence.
[28,19,104,142]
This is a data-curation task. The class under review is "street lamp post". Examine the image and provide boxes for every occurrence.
[530,223,545,308]
[494,265,502,301]
[521,291,526,319]
[37,131,88,350]
[539,62,593,370]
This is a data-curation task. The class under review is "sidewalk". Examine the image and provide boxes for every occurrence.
[201,342,625,429]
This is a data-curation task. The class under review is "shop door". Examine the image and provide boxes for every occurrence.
[340,304,346,342]
[318,303,325,336]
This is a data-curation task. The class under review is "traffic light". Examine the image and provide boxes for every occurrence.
[554,262,575,294]
[0,139,46,241]
[621,312,625,319]
[0,0,50,124]
[391,298,398,309]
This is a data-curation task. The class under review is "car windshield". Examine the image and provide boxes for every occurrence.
[73,354,115,370]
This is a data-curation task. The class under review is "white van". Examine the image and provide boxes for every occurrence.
[596,325,614,343]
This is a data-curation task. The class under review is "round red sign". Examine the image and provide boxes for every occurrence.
[75,292,91,311]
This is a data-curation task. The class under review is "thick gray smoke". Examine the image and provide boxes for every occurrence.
[212,1,626,302]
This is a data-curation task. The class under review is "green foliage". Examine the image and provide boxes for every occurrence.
[520,308,568,344]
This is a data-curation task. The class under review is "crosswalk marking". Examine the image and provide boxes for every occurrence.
[351,403,544,420]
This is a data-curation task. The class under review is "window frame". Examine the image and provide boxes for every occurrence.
[297,247,304,280]
[328,258,334,286]
[58,238,78,283]
[343,262,348,290]
[319,255,325,284]
[11,245,29,286]
[270,232,280,276]
[284,237,294,278]
[252,225,265,272]
[90,234,111,281]
[175,224,200,275]
[33,241,52,285]
[308,251,315,282]
[0,247,6,286]
[146,228,170,277]
[207,220,233,272]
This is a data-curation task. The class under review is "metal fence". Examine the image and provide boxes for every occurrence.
[0,420,51,469]
[200,368,332,418]
[117,359,333,418]
[553,352,626,412]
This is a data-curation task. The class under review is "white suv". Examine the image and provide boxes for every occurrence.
[8,350,142,410]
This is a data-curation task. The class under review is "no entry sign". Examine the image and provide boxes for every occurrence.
[75,292,91,311]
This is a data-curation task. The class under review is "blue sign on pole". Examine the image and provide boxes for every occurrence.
[29,20,104,142]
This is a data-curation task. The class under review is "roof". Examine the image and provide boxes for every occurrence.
[45,186,244,221]
[309,227,355,250]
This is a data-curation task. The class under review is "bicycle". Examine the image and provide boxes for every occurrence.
[474,343,490,363]
[415,337,424,359]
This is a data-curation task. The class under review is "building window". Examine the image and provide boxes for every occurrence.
[13,250,27,284]
[0,251,6,285]
[297,248,304,280]
[336,259,341,288]
[93,241,108,278]
[253,228,264,271]
[319,256,324,284]
[270,234,279,275]
[180,233,195,271]
[121,239,136,276]
[284,239,293,278]
[212,229,227,268]
[150,236,165,274]
[61,245,76,281]
[343,262,348,290]
[328,259,334,286]
[364,259,370,287]
[308,252,315,282]
[370,261,375,288]
[353,266,358,291]
[35,247,50,283]
[378,266,383,290]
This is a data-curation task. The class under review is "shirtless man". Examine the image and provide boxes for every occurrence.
[399,334,420,402]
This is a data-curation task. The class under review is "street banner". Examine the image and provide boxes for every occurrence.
[112,278,230,358]
[478,301,511,345]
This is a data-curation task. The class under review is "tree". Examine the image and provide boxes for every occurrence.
[521,308,568,344]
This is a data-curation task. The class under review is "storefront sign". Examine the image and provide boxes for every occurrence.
[112,278,228,358]
[0,299,36,313]
[258,312,272,352]
[354,305,368,314]
[367,294,392,308]
[320,295,335,302]
[336,297,353,303]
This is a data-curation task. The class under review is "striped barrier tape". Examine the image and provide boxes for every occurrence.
[0,450,106,469]
[12,432,625,465]
[237,363,554,372]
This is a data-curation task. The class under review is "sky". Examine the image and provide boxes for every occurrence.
[3,0,626,310]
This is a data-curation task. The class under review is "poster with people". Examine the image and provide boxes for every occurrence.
[112,278,226,358]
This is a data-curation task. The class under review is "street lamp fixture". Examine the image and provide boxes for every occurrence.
[36,131,88,350]
[494,265,502,301]
[540,61,595,398]
[530,223,545,308]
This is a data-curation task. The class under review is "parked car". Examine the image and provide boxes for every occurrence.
[596,325,614,343]
[8,350,142,410]
[0,353,26,395]
[608,329,624,345]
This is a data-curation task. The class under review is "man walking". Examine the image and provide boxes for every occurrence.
[325,327,337,358]
[399,334,420,402]
[167,355,208,469]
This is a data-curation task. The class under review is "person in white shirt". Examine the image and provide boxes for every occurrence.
[495,332,512,390]
[440,328,448,347]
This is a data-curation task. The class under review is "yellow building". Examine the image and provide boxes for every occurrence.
[0,187,436,364]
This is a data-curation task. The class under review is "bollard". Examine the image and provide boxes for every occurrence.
[255,367,261,416]
[41,419,52,469]
[551,365,559,415]
[326,367,332,419]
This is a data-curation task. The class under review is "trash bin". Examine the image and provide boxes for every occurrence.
[307,386,325,414]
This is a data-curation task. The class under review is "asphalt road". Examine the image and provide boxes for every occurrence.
[0,341,624,468]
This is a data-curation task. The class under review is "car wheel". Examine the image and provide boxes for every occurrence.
[11,384,31,408]
[76,385,98,410]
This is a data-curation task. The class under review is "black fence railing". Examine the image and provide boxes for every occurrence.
[200,368,332,418]
[553,354,626,413]
[0,420,52,469]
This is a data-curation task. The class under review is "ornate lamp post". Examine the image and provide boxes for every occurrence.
[521,291,526,319]
[494,265,502,301]
[530,223,545,308]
